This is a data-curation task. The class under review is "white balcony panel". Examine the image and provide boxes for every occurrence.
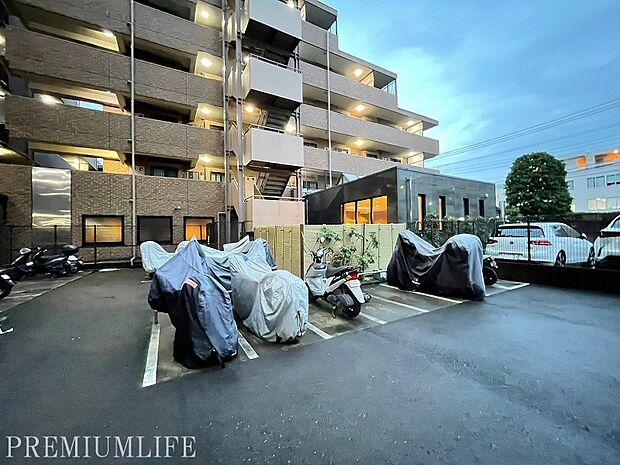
[244,56,302,103]
[244,0,302,39]
[245,127,304,168]
[246,198,305,229]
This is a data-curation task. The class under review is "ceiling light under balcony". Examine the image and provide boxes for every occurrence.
[355,104,365,112]
[245,105,255,113]
[614,149,619,154]
[285,123,295,133]
[39,94,60,105]
[199,154,211,163]
[353,68,363,77]
[102,30,115,38]
[201,107,211,116]
[287,0,295,8]
[201,57,213,68]
[200,10,209,19]
[355,139,365,147]
[406,120,415,126]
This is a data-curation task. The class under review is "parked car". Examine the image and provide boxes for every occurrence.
[486,222,595,267]
[593,215,620,268]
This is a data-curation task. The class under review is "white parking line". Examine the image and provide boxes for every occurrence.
[359,312,387,325]
[99,268,120,272]
[307,322,333,340]
[142,321,160,388]
[493,283,529,291]
[379,284,462,304]
[370,294,429,313]
[237,332,259,359]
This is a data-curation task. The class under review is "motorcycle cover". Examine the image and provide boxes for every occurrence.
[229,254,308,342]
[387,231,486,300]
[140,237,276,275]
[148,239,238,362]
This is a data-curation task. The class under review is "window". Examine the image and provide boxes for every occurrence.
[138,216,172,243]
[152,166,178,177]
[478,199,485,217]
[303,180,319,190]
[417,194,426,230]
[438,196,447,219]
[184,217,214,241]
[356,199,371,224]
[371,196,388,224]
[567,180,574,190]
[552,225,567,237]
[497,226,544,238]
[607,174,619,186]
[343,202,355,224]
[587,177,595,189]
[83,216,123,244]
[607,197,620,210]
[210,171,225,182]
[596,176,605,187]
[463,197,470,216]
[587,198,606,210]
[561,225,582,239]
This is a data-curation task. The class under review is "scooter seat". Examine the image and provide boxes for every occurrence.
[325,265,353,278]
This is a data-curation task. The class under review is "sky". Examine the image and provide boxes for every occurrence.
[327,0,620,185]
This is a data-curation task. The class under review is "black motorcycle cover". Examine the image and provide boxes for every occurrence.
[387,231,486,300]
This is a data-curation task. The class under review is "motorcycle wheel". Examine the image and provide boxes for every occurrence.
[342,301,361,318]
[483,266,498,286]
[0,287,11,299]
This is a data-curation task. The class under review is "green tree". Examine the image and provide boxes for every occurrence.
[505,152,572,219]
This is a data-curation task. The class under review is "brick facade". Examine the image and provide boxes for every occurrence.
[0,164,33,262]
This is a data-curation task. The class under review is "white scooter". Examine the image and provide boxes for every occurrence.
[305,241,370,318]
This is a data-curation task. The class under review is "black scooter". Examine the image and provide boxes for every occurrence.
[0,273,14,299]
[30,245,81,277]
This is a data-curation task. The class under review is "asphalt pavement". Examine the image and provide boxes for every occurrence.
[0,269,618,464]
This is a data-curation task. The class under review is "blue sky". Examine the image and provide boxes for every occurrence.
[328,0,620,184]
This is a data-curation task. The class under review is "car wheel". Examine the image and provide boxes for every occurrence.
[584,247,595,268]
[554,251,566,267]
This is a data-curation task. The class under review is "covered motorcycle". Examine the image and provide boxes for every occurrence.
[229,254,308,343]
[387,231,486,300]
[148,239,238,368]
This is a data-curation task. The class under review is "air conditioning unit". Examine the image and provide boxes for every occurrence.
[135,165,145,175]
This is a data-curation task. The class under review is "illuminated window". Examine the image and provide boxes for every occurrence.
[185,217,214,241]
[371,196,388,224]
[356,199,371,224]
[417,194,426,230]
[83,216,123,244]
[343,202,356,224]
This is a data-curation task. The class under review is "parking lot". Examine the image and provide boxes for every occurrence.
[0,268,618,464]
[150,277,529,386]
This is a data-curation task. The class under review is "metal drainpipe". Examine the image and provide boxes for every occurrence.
[222,0,231,243]
[129,0,137,266]
[234,0,245,237]
[326,29,332,188]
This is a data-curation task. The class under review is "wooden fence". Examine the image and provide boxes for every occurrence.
[254,224,405,277]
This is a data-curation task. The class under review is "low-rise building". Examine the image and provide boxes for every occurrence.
[564,150,620,213]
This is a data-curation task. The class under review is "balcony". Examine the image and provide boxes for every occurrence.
[299,104,440,156]
[245,197,305,229]
[13,0,221,56]
[241,0,302,53]
[5,96,223,164]
[231,126,303,169]
[228,55,302,110]
[4,28,222,109]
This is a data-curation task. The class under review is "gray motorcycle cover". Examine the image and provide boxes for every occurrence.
[229,254,308,342]
[148,239,238,358]
[387,231,485,300]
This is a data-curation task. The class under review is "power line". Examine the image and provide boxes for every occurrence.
[435,97,620,159]
[430,121,620,169]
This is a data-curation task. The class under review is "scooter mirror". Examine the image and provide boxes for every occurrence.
[19,247,31,255]
[319,237,325,244]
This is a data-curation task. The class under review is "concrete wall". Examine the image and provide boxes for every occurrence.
[300,104,439,155]
[245,56,303,104]
[5,28,223,109]
[71,171,225,261]
[245,128,304,168]
[6,96,223,162]
[13,0,221,55]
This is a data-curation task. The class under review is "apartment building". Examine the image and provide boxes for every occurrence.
[0,0,472,262]
[564,150,620,213]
